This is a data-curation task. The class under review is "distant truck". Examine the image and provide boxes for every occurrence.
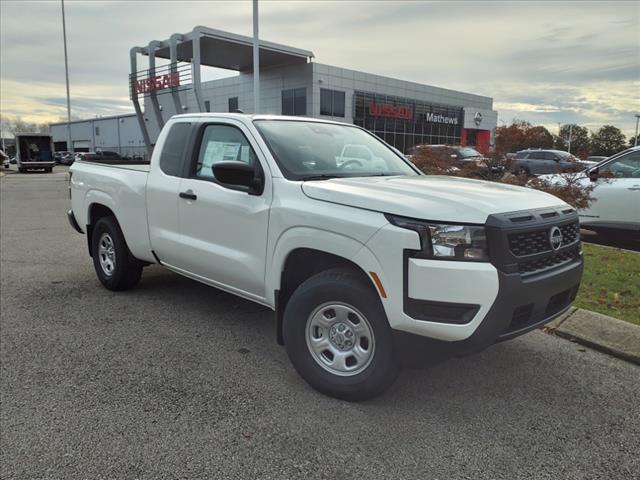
[15,134,55,173]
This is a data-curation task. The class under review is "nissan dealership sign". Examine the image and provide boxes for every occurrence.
[368,103,413,120]
[367,102,460,125]
[463,108,497,130]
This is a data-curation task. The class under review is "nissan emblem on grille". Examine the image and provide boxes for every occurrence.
[549,226,563,251]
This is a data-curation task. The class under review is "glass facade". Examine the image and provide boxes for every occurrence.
[353,91,463,153]
[320,88,345,117]
[282,88,307,116]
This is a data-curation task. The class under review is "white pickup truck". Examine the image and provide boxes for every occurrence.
[68,114,583,400]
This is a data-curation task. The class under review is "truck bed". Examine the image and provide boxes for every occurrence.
[69,159,153,263]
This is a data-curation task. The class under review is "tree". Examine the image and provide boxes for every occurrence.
[629,134,640,148]
[0,115,50,136]
[526,125,554,149]
[554,124,591,158]
[494,120,554,154]
[590,125,626,156]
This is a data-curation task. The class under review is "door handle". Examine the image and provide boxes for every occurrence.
[179,191,197,200]
[627,187,640,191]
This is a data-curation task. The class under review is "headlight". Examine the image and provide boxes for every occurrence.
[386,214,489,261]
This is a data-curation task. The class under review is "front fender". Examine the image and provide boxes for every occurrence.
[267,227,385,305]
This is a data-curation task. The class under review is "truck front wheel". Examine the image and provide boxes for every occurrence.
[91,216,143,291]
[283,268,399,401]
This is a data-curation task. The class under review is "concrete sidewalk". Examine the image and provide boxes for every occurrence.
[546,308,640,365]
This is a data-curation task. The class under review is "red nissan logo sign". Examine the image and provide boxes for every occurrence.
[368,103,413,120]
[133,72,181,94]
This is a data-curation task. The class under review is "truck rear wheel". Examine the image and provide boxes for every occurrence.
[283,268,399,401]
[91,216,143,291]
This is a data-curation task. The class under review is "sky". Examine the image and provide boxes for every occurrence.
[1,0,639,137]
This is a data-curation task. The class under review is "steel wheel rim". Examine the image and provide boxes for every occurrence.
[98,233,116,277]
[305,302,375,377]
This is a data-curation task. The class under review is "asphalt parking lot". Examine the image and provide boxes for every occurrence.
[1,167,639,480]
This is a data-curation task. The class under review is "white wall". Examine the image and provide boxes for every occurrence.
[50,114,146,156]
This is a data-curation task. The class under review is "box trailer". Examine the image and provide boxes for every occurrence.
[15,134,55,173]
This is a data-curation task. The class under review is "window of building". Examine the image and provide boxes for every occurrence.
[281,88,306,116]
[320,89,346,117]
[204,100,211,112]
[159,122,191,177]
[195,124,258,181]
[352,91,463,153]
[228,97,238,112]
[95,126,100,136]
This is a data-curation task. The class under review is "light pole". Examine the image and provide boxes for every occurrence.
[61,0,73,152]
[567,124,573,154]
[634,114,640,147]
[252,0,260,114]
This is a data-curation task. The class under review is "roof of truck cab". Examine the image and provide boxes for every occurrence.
[169,113,352,126]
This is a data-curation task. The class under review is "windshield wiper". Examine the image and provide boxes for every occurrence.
[299,174,339,181]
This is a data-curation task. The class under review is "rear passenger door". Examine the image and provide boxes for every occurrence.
[174,120,271,301]
[527,151,551,174]
[146,122,192,267]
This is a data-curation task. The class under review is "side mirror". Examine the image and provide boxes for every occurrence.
[588,168,599,182]
[212,161,264,195]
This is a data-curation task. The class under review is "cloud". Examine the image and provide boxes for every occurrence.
[1,0,639,136]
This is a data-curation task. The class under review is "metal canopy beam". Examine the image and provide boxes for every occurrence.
[147,26,313,72]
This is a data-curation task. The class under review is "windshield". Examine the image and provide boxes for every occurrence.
[458,147,482,158]
[254,120,418,180]
[556,151,579,161]
[456,147,483,158]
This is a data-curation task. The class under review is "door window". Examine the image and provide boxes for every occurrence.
[529,152,546,160]
[159,122,191,176]
[195,124,258,180]
[600,152,640,178]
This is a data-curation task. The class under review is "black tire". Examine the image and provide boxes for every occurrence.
[283,268,399,401]
[45,168,52,173]
[18,167,25,173]
[91,215,143,291]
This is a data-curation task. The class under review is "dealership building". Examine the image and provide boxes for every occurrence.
[51,27,497,157]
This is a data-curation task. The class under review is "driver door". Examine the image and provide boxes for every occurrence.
[173,120,272,301]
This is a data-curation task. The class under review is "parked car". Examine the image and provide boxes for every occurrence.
[512,149,593,175]
[68,114,583,401]
[410,144,501,176]
[1,149,9,168]
[59,152,76,165]
[71,152,96,164]
[411,144,485,164]
[95,150,123,162]
[54,151,70,164]
[540,147,640,235]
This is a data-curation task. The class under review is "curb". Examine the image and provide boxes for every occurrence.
[544,308,640,365]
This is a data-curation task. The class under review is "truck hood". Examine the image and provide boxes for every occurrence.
[301,175,565,224]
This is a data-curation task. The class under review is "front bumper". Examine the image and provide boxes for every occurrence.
[401,254,582,348]
[20,162,56,169]
[451,257,583,353]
